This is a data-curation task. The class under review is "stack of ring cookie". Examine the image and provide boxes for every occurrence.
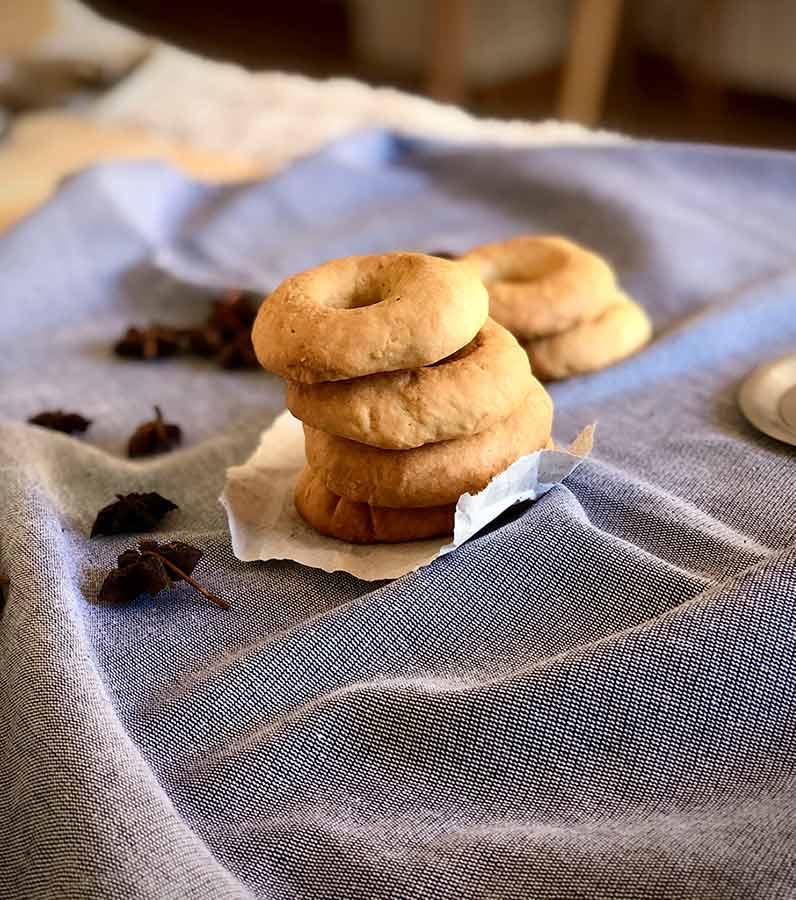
[460,235,652,380]
[252,252,554,544]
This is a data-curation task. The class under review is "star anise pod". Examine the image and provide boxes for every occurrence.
[185,325,225,357]
[28,410,92,434]
[112,289,263,371]
[0,574,9,611]
[97,540,228,609]
[139,539,203,577]
[207,290,259,339]
[90,491,178,537]
[216,332,259,369]
[100,549,168,602]
[127,406,182,458]
[114,326,182,360]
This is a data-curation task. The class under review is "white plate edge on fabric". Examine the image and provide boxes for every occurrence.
[738,353,796,448]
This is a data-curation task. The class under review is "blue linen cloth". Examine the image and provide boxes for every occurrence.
[1,132,795,900]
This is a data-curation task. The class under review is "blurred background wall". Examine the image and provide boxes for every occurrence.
[3,0,796,148]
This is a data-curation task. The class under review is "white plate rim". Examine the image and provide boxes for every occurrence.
[738,353,796,448]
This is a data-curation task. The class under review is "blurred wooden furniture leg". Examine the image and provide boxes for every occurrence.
[426,0,468,104]
[684,0,727,130]
[558,0,624,126]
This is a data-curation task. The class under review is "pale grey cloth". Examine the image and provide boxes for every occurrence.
[1,134,795,899]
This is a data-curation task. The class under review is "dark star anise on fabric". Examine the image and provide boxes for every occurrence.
[28,410,92,434]
[90,492,178,538]
[114,326,183,360]
[100,549,169,603]
[207,290,260,338]
[187,290,262,369]
[216,332,259,370]
[186,325,225,358]
[127,406,182,458]
[97,540,228,609]
[113,289,263,370]
[139,539,203,578]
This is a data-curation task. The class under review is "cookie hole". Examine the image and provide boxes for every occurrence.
[322,276,393,310]
[346,286,392,309]
[487,246,567,285]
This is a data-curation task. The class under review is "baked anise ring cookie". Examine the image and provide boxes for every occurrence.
[461,235,617,340]
[252,252,488,383]
[303,378,553,508]
[294,467,455,544]
[524,295,652,381]
[286,318,532,449]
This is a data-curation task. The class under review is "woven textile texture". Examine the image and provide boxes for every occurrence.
[1,133,795,899]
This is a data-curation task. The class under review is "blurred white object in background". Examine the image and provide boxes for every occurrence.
[92,45,616,174]
[638,0,796,99]
[0,0,150,73]
[348,0,571,87]
[0,0,151,105]
[348,0,796,116]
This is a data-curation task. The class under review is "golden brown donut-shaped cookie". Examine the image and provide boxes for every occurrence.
[286,318,532,449]
[294,467,455,544]
[461,235,617,340]
[525,296,652,381]
[304,378,553,508]
[252,253,488,383]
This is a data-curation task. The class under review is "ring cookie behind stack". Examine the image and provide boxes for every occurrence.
[525,293,652,380]
[461,235,651,380]
[252,252,555,543]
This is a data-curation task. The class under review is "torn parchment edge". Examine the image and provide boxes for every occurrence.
[220,412,594,581]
